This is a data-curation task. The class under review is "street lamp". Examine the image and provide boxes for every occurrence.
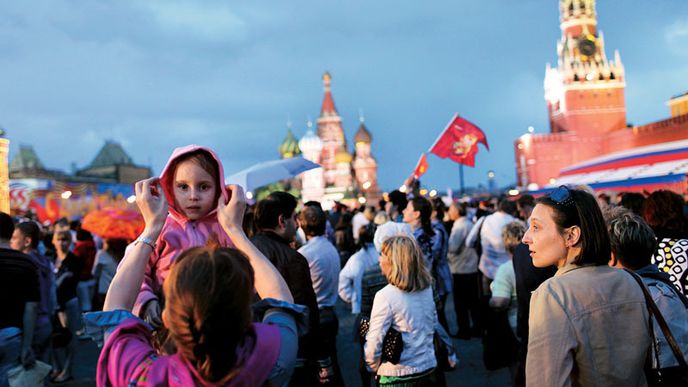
[527,126,535,134]
[487,171,496,193]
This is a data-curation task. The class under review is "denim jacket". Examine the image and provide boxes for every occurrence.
[636,264,688,369]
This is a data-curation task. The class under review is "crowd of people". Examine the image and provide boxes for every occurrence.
[0,144,686,386]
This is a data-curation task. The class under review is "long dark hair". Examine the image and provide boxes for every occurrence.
[164,246,255,383]
[411,197,435,237]
[536,188,611,266]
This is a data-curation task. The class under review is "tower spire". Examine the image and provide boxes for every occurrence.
[320,71,338,116]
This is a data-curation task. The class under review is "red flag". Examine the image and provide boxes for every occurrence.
[413,153,429,179]
[428,114,489,167]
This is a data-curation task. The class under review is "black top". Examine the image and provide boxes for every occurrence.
[0,247,40,329]
[55,252,82,309]
[512,243,556,341]
[251,231,322,360]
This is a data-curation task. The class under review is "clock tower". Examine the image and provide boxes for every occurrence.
[544,0,626,136]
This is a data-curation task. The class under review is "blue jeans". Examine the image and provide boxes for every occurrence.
[0,327,21,387]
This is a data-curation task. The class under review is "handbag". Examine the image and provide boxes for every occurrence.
[359,316,404,364]
[625,269,688,386]
[51,315,72,348]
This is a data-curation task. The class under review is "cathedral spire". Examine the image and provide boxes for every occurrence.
[320,71,338,117]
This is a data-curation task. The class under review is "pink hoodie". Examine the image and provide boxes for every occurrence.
[133,145,234,316]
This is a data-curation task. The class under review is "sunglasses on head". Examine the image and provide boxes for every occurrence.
[550,186,575,207]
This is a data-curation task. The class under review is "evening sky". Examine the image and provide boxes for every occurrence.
[2,1,687,192]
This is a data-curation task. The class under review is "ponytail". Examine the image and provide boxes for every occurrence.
[411,197,435,237]
[164,247,255,382]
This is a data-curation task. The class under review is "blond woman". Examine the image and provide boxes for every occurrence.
[364,235,439,386]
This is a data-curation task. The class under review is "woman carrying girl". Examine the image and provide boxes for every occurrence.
[84,179,302,386]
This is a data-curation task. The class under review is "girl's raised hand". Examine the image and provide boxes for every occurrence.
[134,177,168,235]
[217,184,246,235]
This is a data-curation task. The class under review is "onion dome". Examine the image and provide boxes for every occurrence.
[354,122,372,144]
[335,148,353,164]
[298,121,323,152]
[279,129,301,158]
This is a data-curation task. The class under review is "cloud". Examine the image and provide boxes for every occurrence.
[142,1,248,43]
[665,18,688,55]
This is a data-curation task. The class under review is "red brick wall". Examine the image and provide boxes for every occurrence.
[515,113,688,188]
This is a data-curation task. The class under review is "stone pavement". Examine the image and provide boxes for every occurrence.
[62,294,510,387]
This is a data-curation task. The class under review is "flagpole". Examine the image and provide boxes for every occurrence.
[459,164,465,195]
[427,113,459,152]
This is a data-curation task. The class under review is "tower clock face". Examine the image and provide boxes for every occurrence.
[578,36,596,57]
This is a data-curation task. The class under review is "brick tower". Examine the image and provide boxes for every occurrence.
[545,0,626,136]
[515,0,628,188]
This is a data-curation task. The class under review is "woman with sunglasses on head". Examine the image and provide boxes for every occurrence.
[523,187,651,386]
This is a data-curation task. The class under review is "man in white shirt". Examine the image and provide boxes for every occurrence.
[467,199,517,289]
[298,204,343,386]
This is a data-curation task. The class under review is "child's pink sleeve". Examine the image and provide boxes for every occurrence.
[133,248,160,317]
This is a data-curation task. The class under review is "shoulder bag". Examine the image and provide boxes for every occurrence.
[625,269,688,386]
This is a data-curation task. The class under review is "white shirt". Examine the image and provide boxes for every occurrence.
[352,212,370,242]
[338,245,379,314]
[471,212,516,279]
[298,235,341,309]
[365,285,438,376]
[490,260,517,332]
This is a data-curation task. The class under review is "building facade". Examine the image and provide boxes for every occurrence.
[514,0,688,192]
[9,141,150,221]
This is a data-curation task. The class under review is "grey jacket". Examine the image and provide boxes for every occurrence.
[527,264,650,387]
[447,217,478,274]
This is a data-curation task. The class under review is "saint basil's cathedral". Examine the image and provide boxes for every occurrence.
[279,72,381,208]
[514,0,688,194]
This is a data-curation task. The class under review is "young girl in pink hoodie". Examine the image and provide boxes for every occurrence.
[133,145,235,325]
